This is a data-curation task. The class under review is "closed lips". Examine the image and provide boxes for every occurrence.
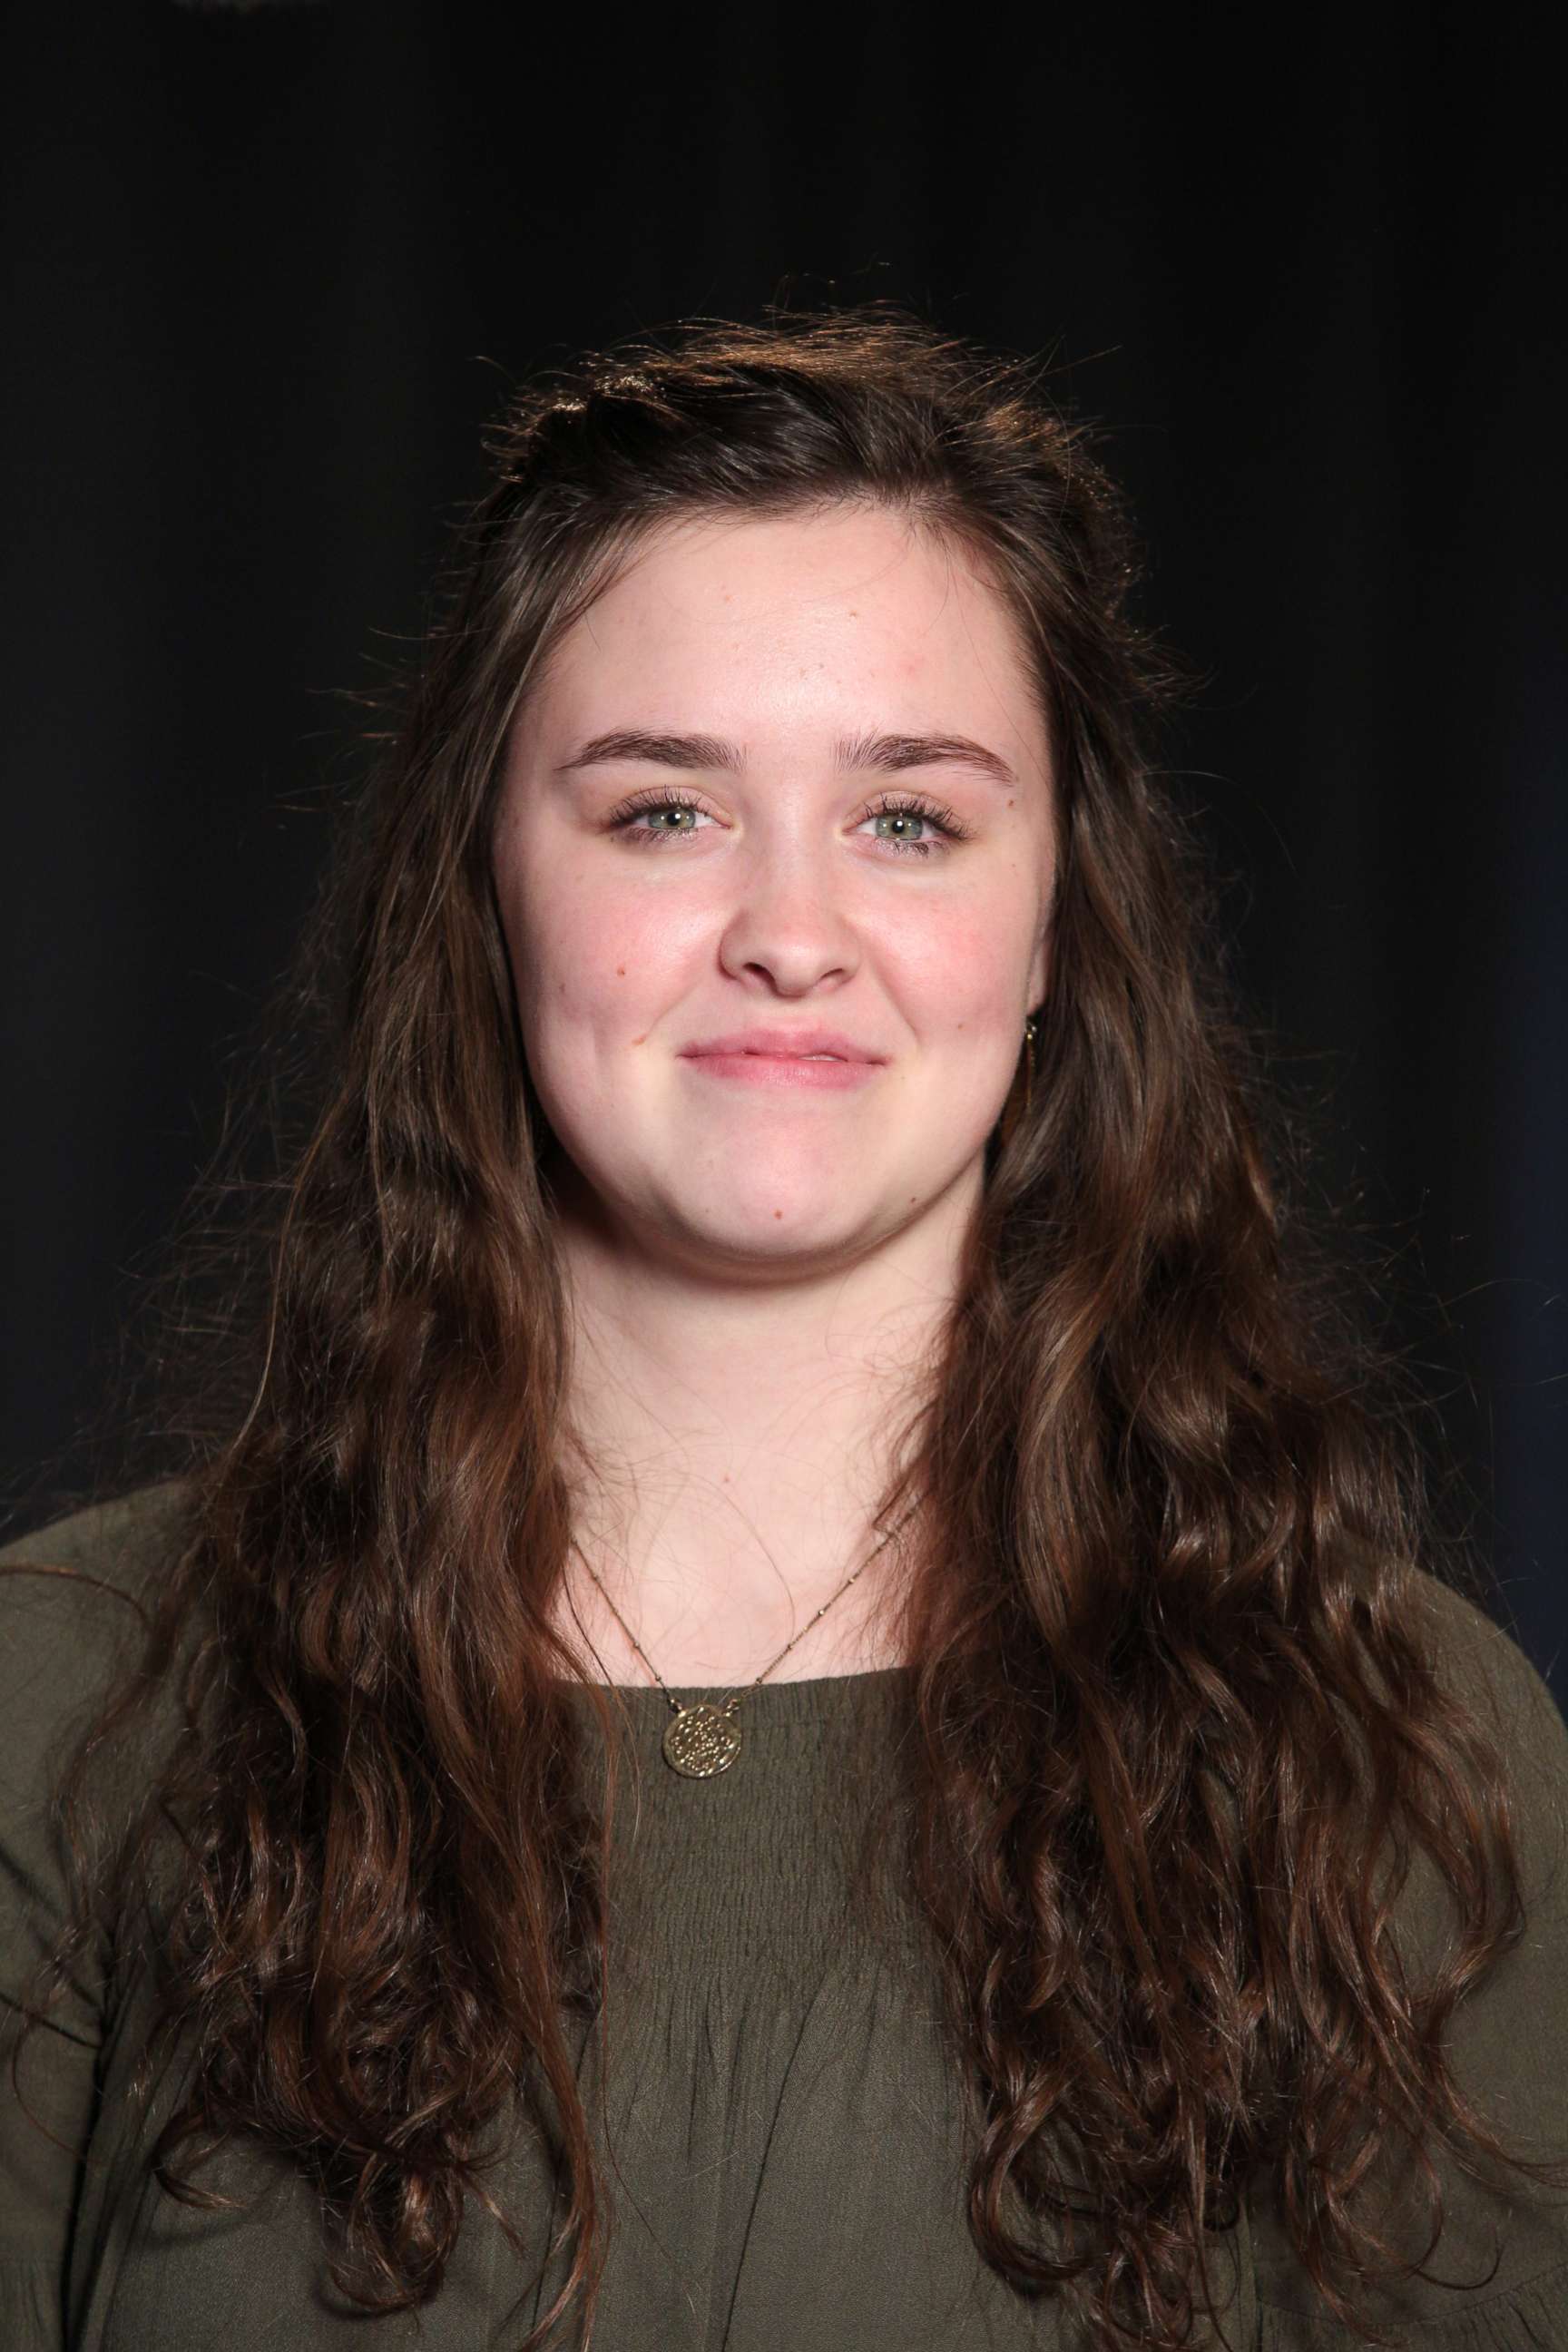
[681,1030,881,1061]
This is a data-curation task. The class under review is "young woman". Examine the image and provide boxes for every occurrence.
[3,308,1565,2352]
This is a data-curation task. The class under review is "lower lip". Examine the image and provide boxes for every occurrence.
[681,1053,881,1090]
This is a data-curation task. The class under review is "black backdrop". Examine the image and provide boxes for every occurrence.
[4,5,1563,1700]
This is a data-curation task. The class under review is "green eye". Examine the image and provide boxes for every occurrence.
[603,787,972,858]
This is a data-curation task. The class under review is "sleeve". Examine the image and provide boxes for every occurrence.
[1250,1573,1568,2347]
[0,1484,188,2351]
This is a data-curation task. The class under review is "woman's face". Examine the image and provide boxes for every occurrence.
[492,505,1055,1279]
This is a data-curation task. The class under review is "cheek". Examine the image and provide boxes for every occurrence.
[894,912,1026,1032]
[509,866,691,1043]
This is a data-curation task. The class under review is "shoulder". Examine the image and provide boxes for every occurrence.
[0,1478,198,1789]
[1408,1564,1564,1731]
[1249,1564,1568,2335]
[0,1475,196,1591]
[0,1480,199,2082]
[1322,1542,1568,1900]
[1408,1567,1568,1895]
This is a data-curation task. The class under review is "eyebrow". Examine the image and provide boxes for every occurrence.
[553,726,1019,789]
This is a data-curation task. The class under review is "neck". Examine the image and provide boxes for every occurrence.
[547,1169,965,1684]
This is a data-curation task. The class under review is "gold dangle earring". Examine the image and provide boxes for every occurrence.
[1021,1014,1037,1123]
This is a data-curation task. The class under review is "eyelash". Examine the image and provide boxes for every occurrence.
[602,787,974,859]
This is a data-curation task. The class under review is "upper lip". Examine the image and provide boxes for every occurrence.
[681,1025,885,1063]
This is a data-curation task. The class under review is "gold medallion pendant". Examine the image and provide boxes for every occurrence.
[662,1701,743,1778]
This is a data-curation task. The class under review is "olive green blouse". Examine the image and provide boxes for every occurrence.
[4,1482,1567,2349]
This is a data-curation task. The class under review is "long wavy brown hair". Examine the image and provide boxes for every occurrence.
[7,301,1566,2350]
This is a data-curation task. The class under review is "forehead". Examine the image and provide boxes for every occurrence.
[527,505,1045,748]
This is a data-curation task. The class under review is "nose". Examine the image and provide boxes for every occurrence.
[714,828,863,997]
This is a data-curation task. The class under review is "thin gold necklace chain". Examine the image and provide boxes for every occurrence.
[569,1491,926,1721]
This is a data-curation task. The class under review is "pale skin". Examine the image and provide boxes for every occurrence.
[491,503,1057,1684]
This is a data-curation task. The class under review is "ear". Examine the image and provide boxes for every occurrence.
[1026,921,1053,1018]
